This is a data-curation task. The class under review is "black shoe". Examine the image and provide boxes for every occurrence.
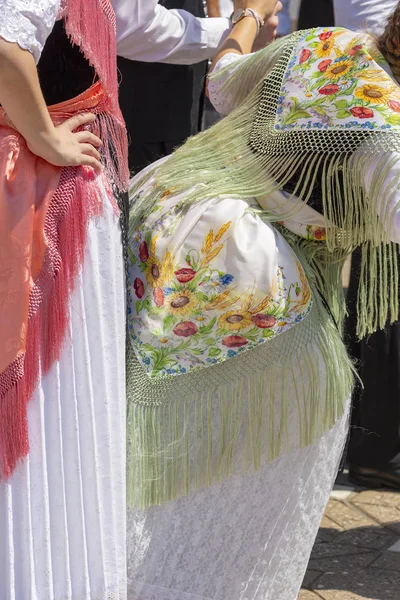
[348,465,400,490]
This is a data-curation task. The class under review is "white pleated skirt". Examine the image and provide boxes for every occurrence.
[127,395,350,600]
[0,187,126,600]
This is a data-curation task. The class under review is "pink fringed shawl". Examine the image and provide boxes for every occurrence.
[0,0,128,478]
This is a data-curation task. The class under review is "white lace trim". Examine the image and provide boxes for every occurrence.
[0,0,61,63]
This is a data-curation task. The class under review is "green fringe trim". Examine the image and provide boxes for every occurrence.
[129,30,400,339]
[126,283,354,509]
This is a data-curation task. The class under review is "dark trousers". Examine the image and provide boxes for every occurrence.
[345,248,400,469]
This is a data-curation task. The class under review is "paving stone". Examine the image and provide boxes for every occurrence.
[310,543,371,560]
[354,490,400,509]
[335,527,397,551]
[324,500,379,529]
[313,568,400,600]
[316,591,370,600]
[353,503,400,536]
[302,569,322,588]
[370,551,400,573]
[316,516,343,544]
[323,501,396,549]
[389,539,400,553]
[302,487,400,598]
[308,551,377,573]
[298,590,323,600]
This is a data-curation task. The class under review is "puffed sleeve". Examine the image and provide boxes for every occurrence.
[208,52,251,115]
[0,0,61,63]
[113,0,230,64]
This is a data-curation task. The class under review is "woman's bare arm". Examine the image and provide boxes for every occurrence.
[210,0,281,69]
[206,0,222,18]
[0,39,102,170]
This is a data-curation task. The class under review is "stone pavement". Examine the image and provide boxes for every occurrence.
[299,474,400,600]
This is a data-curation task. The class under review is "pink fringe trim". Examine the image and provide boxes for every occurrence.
[0,168,105,478]
[0,0,129,477]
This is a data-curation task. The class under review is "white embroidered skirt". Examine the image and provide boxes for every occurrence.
[127,395,350,600]
[0,189,126,600]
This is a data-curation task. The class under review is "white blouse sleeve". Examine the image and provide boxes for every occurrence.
[363,151,400,244]
[208,52,251,115]
[113,0,230,64]
[0,0,61,63]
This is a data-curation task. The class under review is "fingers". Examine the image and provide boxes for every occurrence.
[64,112,96,132]
[80,143,101,161]
[267,15,279,31]
[274,1,283,15]
[75,130,103,147]
[78,155,103,172]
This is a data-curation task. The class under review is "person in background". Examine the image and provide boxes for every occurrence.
[276,0,291,35]
[334,0,397,34]
[124,1,400,597]
[0,1,258,597]
[218,0,235,16]
[298,0,334,29]
[335,0,400,490]
[118,0,209,174]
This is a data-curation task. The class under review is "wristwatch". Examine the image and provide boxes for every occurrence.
[230,8,264,34]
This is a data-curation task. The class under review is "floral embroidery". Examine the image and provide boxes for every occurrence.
[127,191,313,378]
[305,225,326,241]
[276,27,400,131]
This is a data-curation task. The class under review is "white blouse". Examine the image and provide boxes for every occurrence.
[0,0,231,65]
[115,0,231,64]
[333,0,397,36]
[0,0,61,63]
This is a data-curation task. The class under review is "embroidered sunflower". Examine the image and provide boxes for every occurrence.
[145,257,163,288]
[355,83,392,104]
[218,310,252,331]
[315,38,335,59]
[144,236,174,288]
[324,59,352,80]
[166,290,198,316]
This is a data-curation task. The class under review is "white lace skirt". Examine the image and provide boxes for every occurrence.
[0,190,126,600]
[127,396,350,600]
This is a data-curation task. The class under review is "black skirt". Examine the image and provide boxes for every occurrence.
[345,248,400,468]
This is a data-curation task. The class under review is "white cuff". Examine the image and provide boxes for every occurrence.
[200,17,232,56]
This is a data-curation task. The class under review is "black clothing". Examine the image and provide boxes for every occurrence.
[128,140,183,175]
[298,0,335,29]
[117,0,208,173]
[38,20,96,105]
[345,248,400,470]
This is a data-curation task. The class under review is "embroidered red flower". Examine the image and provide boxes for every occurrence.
[174,268,196,283]
[173,321,198,337]
[318,59,332,72]
[319,31,333,41]
[388,99,400,113]
[348,44,363,56]
[350,106,374,119]
[139,241,149,263]
[153,287,164,307]
[299,49,311,64]
[134,278,145,299]
[319,84,339,95]
[313,227,326,240]
[222,335,248,348]
[252,315,277,329]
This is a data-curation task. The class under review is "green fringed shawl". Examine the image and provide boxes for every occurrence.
[127,26,400,508]
[127,274,353,508]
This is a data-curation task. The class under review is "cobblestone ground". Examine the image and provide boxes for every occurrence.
[299,474,400,600]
